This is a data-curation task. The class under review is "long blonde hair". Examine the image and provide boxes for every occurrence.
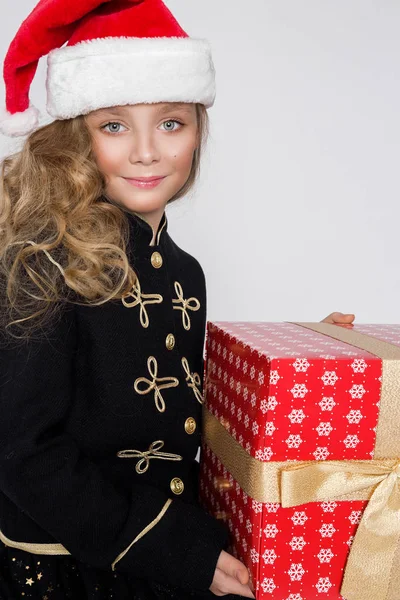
[0,103,209,341]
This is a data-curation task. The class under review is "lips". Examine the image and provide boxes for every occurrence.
[126,176,165,182]
[124,176,166,189]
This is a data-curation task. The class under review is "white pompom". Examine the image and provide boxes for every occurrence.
[0,105,40,137]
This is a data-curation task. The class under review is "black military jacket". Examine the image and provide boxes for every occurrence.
[0,202,229,592]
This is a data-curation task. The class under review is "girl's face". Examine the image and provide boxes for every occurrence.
[85,102,199,224]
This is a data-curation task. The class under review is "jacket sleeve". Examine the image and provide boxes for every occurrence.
[0,304,229,591]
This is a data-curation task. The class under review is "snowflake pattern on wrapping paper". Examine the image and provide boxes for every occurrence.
[255,447,273,461]
[270,370,280,385]
[321,501,337,512]
[293,358,310,372]
[319,396,336,411]
[261,578,277,593]
[265,503,280,513]
[317,548,334,563]
[252,500,262,514]
[288,563,305,582]
[346,410,363,424]
[316,422,333,436]
[315,577,333,593]
[286,434,303,449]
[291,511,308,526]
[265,421,276,436]
[319,523,336,538]
[343,434,360,449]
[263,524,279,538]
[351,358,368,373]
[288,409,306,424]
[321,371,338,385]
[286,595,303,600]
[289,536,307,551]
[348,384,366,399]
[313,446,330,460]
[250,548,260,564]
[267,396,278,410]
[348,511,362,525]
[290,383,308,398]
[262,549,277,564]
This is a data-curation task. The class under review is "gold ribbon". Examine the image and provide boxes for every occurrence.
[202,322,400,600]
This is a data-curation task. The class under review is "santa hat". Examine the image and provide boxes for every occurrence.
[0,0,216,138]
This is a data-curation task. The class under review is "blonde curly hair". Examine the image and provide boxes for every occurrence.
[0,103,209,342]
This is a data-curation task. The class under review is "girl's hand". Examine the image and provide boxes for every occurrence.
[321,312,355,329]
[210,549,255,598]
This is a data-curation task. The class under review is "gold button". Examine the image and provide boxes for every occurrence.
[170,477,184,495]
[184,417,196,435]
[151,251,163,269]
[165,333,175,350]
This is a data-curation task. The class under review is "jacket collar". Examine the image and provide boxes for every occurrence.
[126,209,168,248]
[99,196,168,248]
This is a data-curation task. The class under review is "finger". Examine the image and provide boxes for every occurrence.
[320,312,336,323]
[333,313,355,323]
[216,570,255,598]
[218,551,249,584]
[322,312,356,324]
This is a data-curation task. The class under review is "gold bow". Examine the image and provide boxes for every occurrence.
[281,459,400,600]
[121,278,163,328]
[134,356,179,412]
[172,281,200,330]
[181,356,204,404]
[117,440,183,474]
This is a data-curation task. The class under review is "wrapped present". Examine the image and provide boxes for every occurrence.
[199,322,400,600]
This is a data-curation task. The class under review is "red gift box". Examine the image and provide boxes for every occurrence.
[199,322,400,600]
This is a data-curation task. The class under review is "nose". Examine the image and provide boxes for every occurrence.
[129,130,160,166]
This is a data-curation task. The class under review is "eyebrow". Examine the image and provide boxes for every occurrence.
[93,103,194,118]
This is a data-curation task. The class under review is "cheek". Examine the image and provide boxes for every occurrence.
[92,138,124,176]
[170,142,196,172]
[168,128,197,167]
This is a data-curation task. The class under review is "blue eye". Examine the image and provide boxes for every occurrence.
[161,120,182,131]
[102,122,127,134]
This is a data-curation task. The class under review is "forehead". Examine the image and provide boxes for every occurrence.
[90,102,195,118]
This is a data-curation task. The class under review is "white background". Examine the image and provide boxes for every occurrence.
[1,1,399,324]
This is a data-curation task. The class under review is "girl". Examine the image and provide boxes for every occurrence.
[0,0,355,598]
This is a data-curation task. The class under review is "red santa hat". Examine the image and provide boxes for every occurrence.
[0,0,216,137]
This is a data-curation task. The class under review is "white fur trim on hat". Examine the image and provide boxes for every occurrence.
[0,105,40,137]
[46,37,216,119]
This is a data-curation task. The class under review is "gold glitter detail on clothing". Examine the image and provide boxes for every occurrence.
[181,357,204,404]
[134,356,179,412]
[117,440,183,473]
[172,281,200,330]
[121,277,163,328]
